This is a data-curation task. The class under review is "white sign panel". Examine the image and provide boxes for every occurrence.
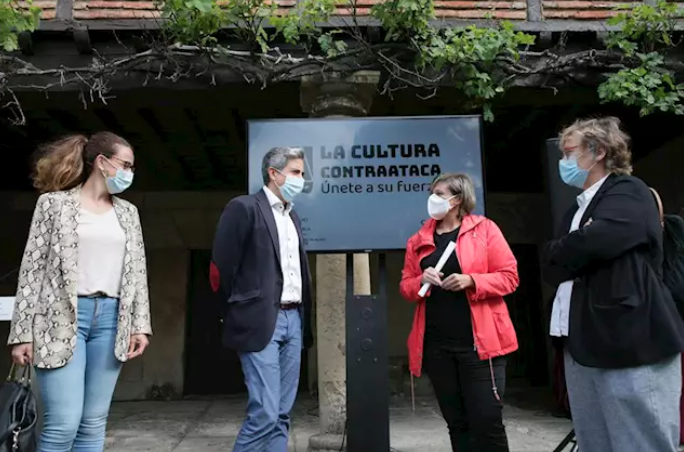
[0,297,15,321]
[247,115,485,252]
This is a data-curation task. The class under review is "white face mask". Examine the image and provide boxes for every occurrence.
[427,193,456,220]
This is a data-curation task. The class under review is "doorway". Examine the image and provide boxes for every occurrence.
[184,250,246,395]
[505,245,549,386]
[184,250,309,395]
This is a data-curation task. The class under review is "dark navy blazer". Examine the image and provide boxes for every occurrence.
[210,189,313,353]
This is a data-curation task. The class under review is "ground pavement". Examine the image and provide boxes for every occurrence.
[104,389,573,452]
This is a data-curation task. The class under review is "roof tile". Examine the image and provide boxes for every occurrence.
[18,0,678,25]
[19,0,529,22]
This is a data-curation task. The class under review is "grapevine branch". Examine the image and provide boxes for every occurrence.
[1,0,683,124]
[2,44,681,91]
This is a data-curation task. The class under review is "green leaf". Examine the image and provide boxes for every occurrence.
[1,0,41,52]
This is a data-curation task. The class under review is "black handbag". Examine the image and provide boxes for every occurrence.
[0,365,37,452]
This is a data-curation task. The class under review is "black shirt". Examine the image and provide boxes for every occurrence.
[420,227,474,350]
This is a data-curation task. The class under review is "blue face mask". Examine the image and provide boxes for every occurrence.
[275,170,304,202]
[558,158,589,189]
[105,169,134,195]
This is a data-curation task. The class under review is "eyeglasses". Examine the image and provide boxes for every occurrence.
[561,145,582,159]
[104,155,135,172]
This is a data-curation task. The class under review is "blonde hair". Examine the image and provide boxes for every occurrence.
[430,172,477,218]
[559,116,633,176]
[32,132,132,193]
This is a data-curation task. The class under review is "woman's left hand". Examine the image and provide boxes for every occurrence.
[128,334,149,360]
[441,274,474,292]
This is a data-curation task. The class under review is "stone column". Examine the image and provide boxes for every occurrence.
[300,71,380,452]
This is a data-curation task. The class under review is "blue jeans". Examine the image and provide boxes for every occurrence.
[233,309,302,452]
[36,296,123,452]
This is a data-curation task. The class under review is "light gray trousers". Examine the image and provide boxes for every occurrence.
[564,350,681,452]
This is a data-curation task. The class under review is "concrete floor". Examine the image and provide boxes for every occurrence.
[104,390,574,452]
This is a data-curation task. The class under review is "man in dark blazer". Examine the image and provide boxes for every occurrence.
[544,117,684,452]
[210,146,313,452]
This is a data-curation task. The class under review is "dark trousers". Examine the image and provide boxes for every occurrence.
[423,343,509,452]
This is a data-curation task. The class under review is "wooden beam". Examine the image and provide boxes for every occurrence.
[45,108,83,133]
[36,17,684,33]
[7,68,245,92]
[184,108,235,187]
[55,0,73,20]
[538,31,553,47]
[136,107,196,185]
[18,32,33,56]
[73,29,93,54]
[595,31,609,48]
[527,0,542,22]
[153,107,214,185]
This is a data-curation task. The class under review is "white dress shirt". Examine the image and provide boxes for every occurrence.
[549,175,609,337]
[263,187,303,304]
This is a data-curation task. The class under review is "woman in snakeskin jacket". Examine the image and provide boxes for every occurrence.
[8,132,153,452]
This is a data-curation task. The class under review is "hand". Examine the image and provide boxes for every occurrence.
[10,343,33,366]
[127,334,149,360]
[421,267,443,287]
[441,274,474,292]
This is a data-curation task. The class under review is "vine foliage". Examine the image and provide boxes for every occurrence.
[1,0,39,51]
[599,0,684,116]
[1,0,684,123]
[158,0,535,120]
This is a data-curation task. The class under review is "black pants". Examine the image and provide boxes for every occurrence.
[423,343,509,452]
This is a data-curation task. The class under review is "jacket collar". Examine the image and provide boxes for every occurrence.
[578,173,619,220]
[65,184,128,219]
[415,214,486,248]
[560,173,621,233]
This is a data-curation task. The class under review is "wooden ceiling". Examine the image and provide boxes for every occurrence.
[1,85,682,193]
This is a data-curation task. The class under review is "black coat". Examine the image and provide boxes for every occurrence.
[211,189,313,353]
[544,174,684,368]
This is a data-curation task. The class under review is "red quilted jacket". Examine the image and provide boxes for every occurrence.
[400,214,520,377]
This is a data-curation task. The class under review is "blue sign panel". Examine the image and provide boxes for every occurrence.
[247,116,485,252]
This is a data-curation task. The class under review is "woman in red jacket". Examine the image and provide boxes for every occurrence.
[400,172,519,452]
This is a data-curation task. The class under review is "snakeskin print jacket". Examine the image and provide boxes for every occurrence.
[7,186,153,369]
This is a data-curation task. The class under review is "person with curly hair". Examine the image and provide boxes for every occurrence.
[545,116,684,452]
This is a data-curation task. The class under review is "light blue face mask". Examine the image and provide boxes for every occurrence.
[105,169,134,195]
[558,157,589,189]
[279,176,305,202]
[558,146,597,189]
[274,169,304,202]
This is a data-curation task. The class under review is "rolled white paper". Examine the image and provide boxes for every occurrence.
[418,241,456,297]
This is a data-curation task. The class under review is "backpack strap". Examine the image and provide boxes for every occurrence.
[649,187,664,227]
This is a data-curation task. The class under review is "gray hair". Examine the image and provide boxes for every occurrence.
[261,146,305,184]
[430,172,477,218]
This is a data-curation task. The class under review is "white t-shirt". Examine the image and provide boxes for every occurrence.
[76,208,126,298]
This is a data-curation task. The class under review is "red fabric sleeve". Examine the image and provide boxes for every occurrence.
[468,220,519,301]
[400,237,426,302]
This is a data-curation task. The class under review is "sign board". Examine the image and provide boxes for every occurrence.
[0,297,15,321]
[247,116,485,252]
